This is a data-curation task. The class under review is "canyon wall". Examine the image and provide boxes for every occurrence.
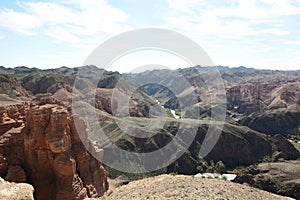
[0,103,108,200]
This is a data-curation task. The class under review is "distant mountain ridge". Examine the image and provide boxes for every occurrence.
[0,65,299,135]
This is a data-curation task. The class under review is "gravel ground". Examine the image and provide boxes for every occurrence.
[92,174,294,200]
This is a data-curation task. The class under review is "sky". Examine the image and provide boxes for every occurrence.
[0,0,300,72]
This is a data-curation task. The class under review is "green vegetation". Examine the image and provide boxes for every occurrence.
[165,109,174,118]
[164,108,181,119]
[215,161,227,174]
[197,160,227,174]
[175,110,181,118]
[287,134,300,142]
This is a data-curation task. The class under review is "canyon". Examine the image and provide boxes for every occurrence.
[0,65,299,199]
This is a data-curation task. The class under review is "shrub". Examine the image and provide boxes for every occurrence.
[215,161,227,174]
[165,109,174,118]
[201,160,227,174]
[197,160,209,173]
[206,160,215,173]
[196,165,205,173]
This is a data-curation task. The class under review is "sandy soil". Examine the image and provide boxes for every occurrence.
[92,174,294,200]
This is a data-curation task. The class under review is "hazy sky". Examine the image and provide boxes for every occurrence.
[0,0,300,72]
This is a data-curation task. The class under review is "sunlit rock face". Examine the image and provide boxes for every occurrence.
[0,103,108,200]
[0,176,34,200]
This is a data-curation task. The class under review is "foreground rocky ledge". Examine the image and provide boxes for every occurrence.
[0,177,34,200]
[95,174,293,200]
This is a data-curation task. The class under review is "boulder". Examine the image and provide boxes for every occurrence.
[234,161,300,200]
[0,177,34,200]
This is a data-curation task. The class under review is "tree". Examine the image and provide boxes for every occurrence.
[215,161,227,174]
[197,160,209,173]
[206,160,215,173]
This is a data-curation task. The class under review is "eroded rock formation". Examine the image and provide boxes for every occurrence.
[0,103,108,200]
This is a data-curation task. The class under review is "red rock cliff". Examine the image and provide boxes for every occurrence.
[0,103,108,200]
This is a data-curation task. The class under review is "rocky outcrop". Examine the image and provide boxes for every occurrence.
[22,74,74,95]
[85,88,161,118]
[0,177,34,200]
[23,104,108,200]
[271,134,300,160]
[34,93,67,106]
[234,161,300,200]
[0,74,31,98]
[97,71,121,88]
[0,103,108,200]
[0,104,27,180]
[0,105,24,134]
[240,111,300,135]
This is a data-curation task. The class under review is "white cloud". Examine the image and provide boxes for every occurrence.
[162,0,300,70]
[0,0,129,41]
[17,1,74,25]
[215,0,300,20]
[165,0,300,38]
[0,8,41,35]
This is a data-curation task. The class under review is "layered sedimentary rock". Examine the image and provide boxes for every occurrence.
[0,104,26,181]
[226,81,300,114]
[0,104,25,134]
[225,81,300,135]
[0,103,108,200]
